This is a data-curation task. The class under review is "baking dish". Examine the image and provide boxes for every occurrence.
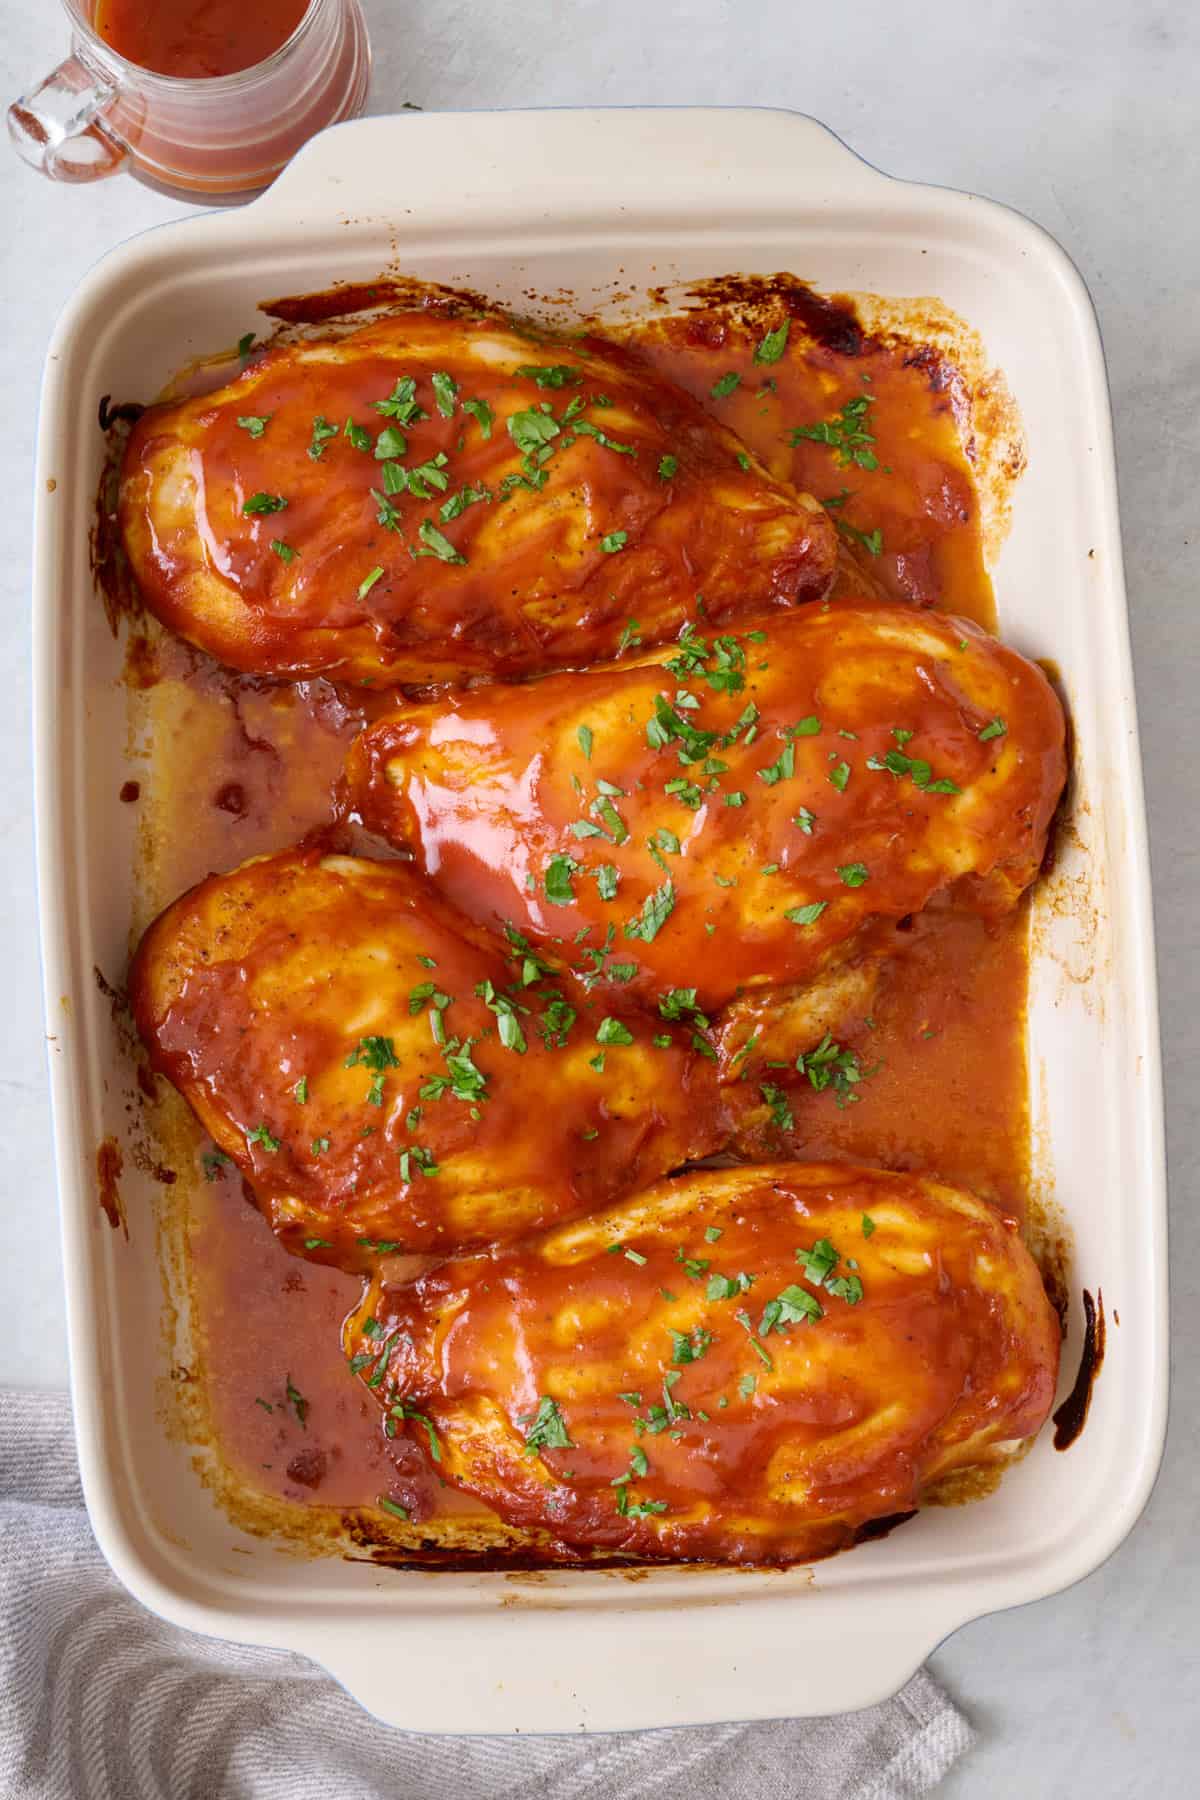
[32,108,1166,1731]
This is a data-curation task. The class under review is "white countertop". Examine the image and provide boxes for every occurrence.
[2,1,1196,1790]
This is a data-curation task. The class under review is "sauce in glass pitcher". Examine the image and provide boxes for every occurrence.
[93,0,310,79]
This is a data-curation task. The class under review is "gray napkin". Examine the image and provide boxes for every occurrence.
[0,1388,973,1799]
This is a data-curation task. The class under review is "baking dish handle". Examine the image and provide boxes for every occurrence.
[251,107,890,228]
[298,1598,961,1734]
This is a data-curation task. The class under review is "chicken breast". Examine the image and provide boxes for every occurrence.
[129,844,723,1268]
[345,1162,1060,1564]
[118,309,837,686]
[343,600,1066,1071]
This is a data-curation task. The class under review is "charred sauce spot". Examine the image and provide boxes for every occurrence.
[96,1136,127,1236]
[98,395,145,433]
[119,780,141,803]
[124,634,161,689]
[661,273,868,359]
[853,1507,919,1545]
[1053,1289,1105,1451]
[261,276,499,327]
[214,782,248,818]
[285,1446,328,1489]
[93,964,126,1015]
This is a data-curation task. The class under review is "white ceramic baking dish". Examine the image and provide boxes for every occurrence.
[32,108,1166,1732]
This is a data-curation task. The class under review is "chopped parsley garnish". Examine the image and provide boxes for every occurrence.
[793,807,816,834]
[242,492,286,515]
[760,1083,795,1131]
[475,979,528,1053]
[789,395,878,469]
[544,854,581,905]
[269,539,297,561]
[345,1036,400,1072]
[658,987,701,1022]
[837,862,870,887]
[828,760,850,792]
[711,372,741,399]
[414,520,467,564]
[785,902,827,927]
[308,414,337,459]
[358,565,384,599]
[518,1395,574,1455]
[439,482,491,522]
[431,370,458,416]
[591,795,628,842]
[758,742,795,785]
[201,1148,231,1181]
[246,1123,280,1151]
[404,453,450,497]
[575,421,637,455]
[979,717,1008,742]
[796,1032,878,1108]
[786,715,821,738]
[378,1496,410,1521]
[374,376,427,426]
[869,747,959,793]
[759,1285,824,1334]
[515,363,583,388]
[285,1378,308,1427]
[616,619,642,655]
[595,863,620,901]
[537,997,577,1048]
[862,1214,877,1237]
[704,1225,723,1243]
[670,1326,713,1365]
[236,332,256,365]
[462,397,494,438]
[735,1309,774,1368]
[753,321,790,365]
[293,1077,308,1105]
[310,1137,330,1156]
[390,1400,442,1462]
[577,724,594,759]
[796,1236,864,1305]
[615,1489,668,1521]
[600,530,629,553]
[738,1373,757,1399]
[371,488,402,531]
[834,517,883,557]
[236,414,270,438]
[507,406,560,458]
[624,880,675,943]
[658,454,679,479]
[707,1270,757,1300]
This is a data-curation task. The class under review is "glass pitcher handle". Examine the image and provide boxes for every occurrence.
[7,55,125,183]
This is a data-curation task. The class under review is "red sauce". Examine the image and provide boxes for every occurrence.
[128,292,1042,1535]
[93,0,309,79]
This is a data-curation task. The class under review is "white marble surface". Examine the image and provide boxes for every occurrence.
[2,0,1196,1790]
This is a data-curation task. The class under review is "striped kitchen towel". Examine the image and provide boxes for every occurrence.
[0,1388,974,1799]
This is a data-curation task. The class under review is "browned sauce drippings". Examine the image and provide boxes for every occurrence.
[1053,1289,1105,1451]
[123,284,1039,1544]
[96,1136,126,1236]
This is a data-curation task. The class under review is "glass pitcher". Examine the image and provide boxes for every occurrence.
[7,0,371,201]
